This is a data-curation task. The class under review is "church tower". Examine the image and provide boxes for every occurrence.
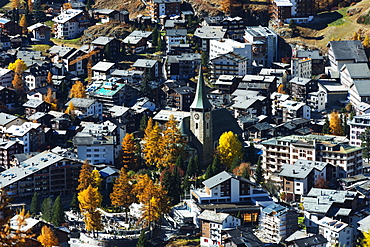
[190,69,213,165]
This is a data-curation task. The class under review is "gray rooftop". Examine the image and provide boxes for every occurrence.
[342,63,370,79]
[194,26,227,39]
[166,29,187,36]
[198,210,230,224]
[91,61,115,72]
[353,80,370,97]
[129,30,152,38]
[23,99,45,108]
[262,202,289,217]
[296,50,323,60]
[133,59,157,68]
[92,36,114,46]
[65,98,96,108]
[279,160,330,179]
[0,113,18,126]
[328,40,368,62]
[290,77,312,86]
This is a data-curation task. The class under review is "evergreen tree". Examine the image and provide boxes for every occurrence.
[175,155,184,171]
[229,156,240,173]
[205,163,214,180]
[51,196,64,226]
[34,0,45,23]
[152,25,158,47]
[194,155,200,175]
[211,155,225,175]
[360,127,370,163]
[86,0,92,10]
[139,114,148,137]
[41,197,53,222]
[186,156,195,178]
[70,193,79,212]
[254,158,264,185]
[104,43,111,60]
[157,36,163,52]
[322,117,330,134]
[137,230,147,247]
[30,192,40,216]
[342,114,349,137]
[201,51,209,68]
[247,142,258,165]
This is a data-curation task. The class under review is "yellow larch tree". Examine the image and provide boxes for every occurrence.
[11,0,20,9]
[121,133,139,170]
[363,35,370,49]
[69,81,87,98]
[27,0,33,11]
[45,87,58,110]
[11,73,24,95]
[219,0,233,14]
[133,174,156,205]
[19,15,28,34]
[142,119,164,168]
[277,84,286,94]
[65,102,76,115]
[8,59,27,74]
[46,71,53,84]
[91,169,102,189]
[78,185,103,238]
[329,111,343,136]
[217,131,243,168]
[110,168,135,219]
[359,230,370,246]
[161,115,186,168]
[37,226,59,247]
[77,160,93,191]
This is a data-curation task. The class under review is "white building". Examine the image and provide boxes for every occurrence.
[165,29,187,52]
[244,26,278,67]
[308,91,326,112]
[5,122,44,153]
[280,100,311,121]
[0,68,13,87]
[210,52,249,82]
[199,210,241,247]
[209,39,252,60]
[91,61,115,80]
[340,63,370,88]
[65,98,103,120]
[348,114,370,146]
[73,132,116,165]
[317,217,353,247]
[53,9,90,39]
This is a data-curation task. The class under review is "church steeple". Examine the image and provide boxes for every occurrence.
[190,69,212,111]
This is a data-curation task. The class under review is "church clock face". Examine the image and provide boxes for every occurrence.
[205,113,210,120]
[194,113,199,120]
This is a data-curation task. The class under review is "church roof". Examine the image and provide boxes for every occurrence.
[190,69,212,110]
[212,108,243,141]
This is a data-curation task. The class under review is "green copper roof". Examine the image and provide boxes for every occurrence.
[190,69,212,110]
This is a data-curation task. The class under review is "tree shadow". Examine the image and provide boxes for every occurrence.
[300,35,325,40]
[300,11,343,30]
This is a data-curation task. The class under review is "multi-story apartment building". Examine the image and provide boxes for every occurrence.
[165,29,187,52]
[0,113,26,134]
[279,160,336,201]
[166,53,201,80]
[291,58,312,79]
[0,68,13,87]
[244,26,278,68]
[317,217,353,247]
[194,26,227,52]
[0,151,84,197]
[303,188,364,237]
[290,77,318,101]
[260,203,299,243]
[0,140,23,169]
[73,132,116,165]
[0,86,18,109]
[202,16,246,41]
[327,40,368,72]
[148,0,181,19]
[199,210,241,247]
[53,9,91,39]
[209,52,248,82]
[271,0,317,23]
[65,98,103,120]
[5,122,45,153]
[261,134,363,177]
[349,114,370,147]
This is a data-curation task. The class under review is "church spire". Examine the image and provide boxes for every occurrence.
[190,69,212,111]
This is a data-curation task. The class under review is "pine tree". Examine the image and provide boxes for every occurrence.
[51,196,64,226]
[110,168,135,220]
[211,155,224,175]
[161,165,181,205]
[342,114,349,137]
[69,81,86,98]
[205,163,214,180]
[13,207,35,244]
[137,230,147,247]
[139,115,148,136]
[157,36,163,52]
[186,156,195,178]
[322,117,330,134]
[122,133,139,170]
[37,226,59,247]
[30,192,40,216]
[329,110,343,136]
[254,158,264,185]
[152,25,158,47]
[86,0,92,10]
[77,160,93,191]
[41,197,53,222]
[104,43,111,60]
[201,51,209,68]
[70,193,79,212]
[217,131,243,168]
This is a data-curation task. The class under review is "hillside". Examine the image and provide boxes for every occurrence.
[93,0,147,17]
[283,0,370,50]
[80,21,131,44]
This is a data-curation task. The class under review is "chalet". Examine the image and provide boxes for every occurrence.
[132,59,160,79]
[0,18,21,35]
[23,99,51,117]
[123,31,152,54]
[93,9,129,23]
[91,61,116,80]
[91,36,121,58]
[148,0,182,19]
[65,98,103,120]
[27,23,51,43]
[0,86,17,109]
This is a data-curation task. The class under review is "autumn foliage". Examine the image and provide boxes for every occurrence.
[217,131,243,168]
[37,226,59,247]
[69,81,87,98]
[329,111,343,136]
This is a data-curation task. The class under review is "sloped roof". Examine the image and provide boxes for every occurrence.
[198,210,230,223]
[190,69,212,110]
[328,40,367,62]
